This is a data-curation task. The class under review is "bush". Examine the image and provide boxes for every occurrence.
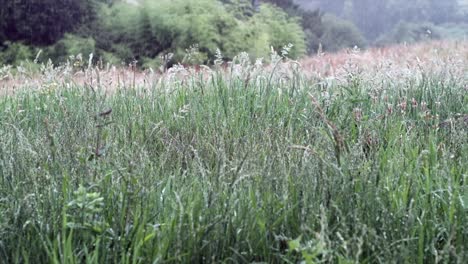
[247,4,306,59]
[375,22,441,46]
[97,2,152,61]
[2,1,308,66]
[300,9,324,54]
[99,0,240,63]
[100,50,126,66]
[320,14,367,52]
[257,2,366,55]
[144,0,244,62]
[0,42,36,65]
[99,0,306,65]
[46,34,96,63]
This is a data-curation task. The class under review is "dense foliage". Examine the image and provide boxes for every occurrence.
[99,0,306,65]
[0,0,307,66]
[0,0,466,66]
[0,0,99,46]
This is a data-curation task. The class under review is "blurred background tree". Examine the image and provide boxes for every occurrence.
[0,0,99,46]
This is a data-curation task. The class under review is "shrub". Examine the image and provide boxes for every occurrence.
[144,0,244,62]
[375,22,441,46]
[0,42,36,65]
[300,9,324,54]
[100,50,126,66]
[98,0,239,63]
[320,14,367,52]
[98,0,306,64]
[98,2,155,61]
[248,4,306,59]
[258,1,366,54]
[47,34,96,63]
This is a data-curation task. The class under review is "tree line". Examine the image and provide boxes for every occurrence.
[0,0,466,67]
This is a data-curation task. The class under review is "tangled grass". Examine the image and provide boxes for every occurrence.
[0,41,467,263]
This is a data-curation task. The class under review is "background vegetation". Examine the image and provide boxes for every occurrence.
[1,0,466,67]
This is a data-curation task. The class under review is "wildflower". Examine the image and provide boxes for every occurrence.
[387,104,393,114]
[399,99,407,112]
[411,98,418,108]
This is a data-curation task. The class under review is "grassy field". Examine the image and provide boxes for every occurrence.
[0,41,467,263]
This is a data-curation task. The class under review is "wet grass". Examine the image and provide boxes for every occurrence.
[0,56,467,263]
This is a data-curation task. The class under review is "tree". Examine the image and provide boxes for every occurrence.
[301,9,325,53]
[0,0,99,46]
[320,14,366,51]
[220,0,257,18]
[350,0,389,40]
[262,0,298,12]
[317,0,346,16]
[133,10,163,59]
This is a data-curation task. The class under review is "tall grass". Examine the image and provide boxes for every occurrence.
[0,43,466,263]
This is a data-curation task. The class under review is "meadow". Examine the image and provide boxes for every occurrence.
[0,41,467,263]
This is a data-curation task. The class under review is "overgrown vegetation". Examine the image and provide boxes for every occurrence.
[0,42,466,263]
[2,0,466,67]
[0,0,307,67]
